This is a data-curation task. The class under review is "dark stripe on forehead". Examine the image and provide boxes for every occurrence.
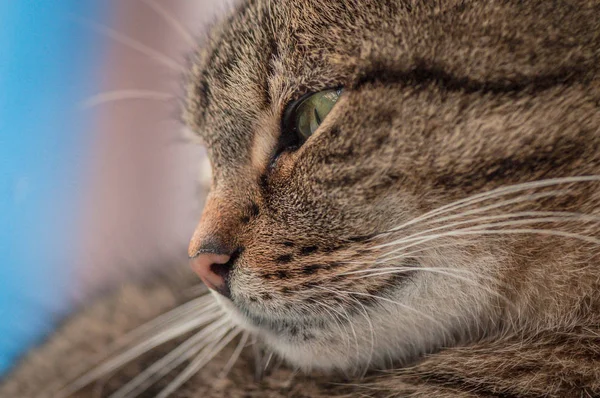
[353,61,590,96]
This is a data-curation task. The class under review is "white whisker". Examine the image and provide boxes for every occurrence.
[70,15,184,72]
[315,286,444,331]
[380,225,600,266]
[182,283,210,298]
[345,267,515,310]
[109,317,231,398]
[219,331,250,379]
[318,286,376,375]
[263,351,275,373]
[96,296,218,364]
[331,242,477,276]
[140,0,196,47]
[334,302,361,367]
[376,193,569,251]
[388,176,600,233]
[80,90,174,109]
[418,192,570,227]
[156,327,242,398]
[56,304,222,397]
[355,299,375,376]
[340,266,474,277]
[121,295,216,340]
[251,336,266,382]
[314,301,354,354]
[379,215,600,260]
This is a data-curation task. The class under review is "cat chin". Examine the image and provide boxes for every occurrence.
[211,293,361,370]
[243,311,430,373]
[212,272,490,373]
[211,288,427,373]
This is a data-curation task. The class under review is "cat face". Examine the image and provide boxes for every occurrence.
[184,0,600,373]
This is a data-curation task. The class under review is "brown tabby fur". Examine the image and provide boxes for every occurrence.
[3,0,600,396]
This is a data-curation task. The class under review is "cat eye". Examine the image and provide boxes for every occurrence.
[280,88,343,148]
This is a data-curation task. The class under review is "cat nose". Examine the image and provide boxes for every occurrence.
[189,245,232,298]
[188,193,240,298]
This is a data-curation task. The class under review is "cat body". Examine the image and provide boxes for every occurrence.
[3,0,600,396]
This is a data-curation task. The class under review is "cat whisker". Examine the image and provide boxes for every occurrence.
[56,300,222,397]
[332,255,427,277]
[140,0,196,47]
[263,351,275,374]
[386,241,479,260]
[344,267,516,312]
[100,295,219,362]
[376,203,583,252]
[314,286,375,375]
[156,327,243,398]
[339,266,475,277]
[313,296,362,368]
[387,211,597,250]
[252,336,266,382]
[331,242,478,276]
[351,213,600,280]
[314,286,444,334]
[327,288,376,376]
[415,192,571,228]
[109,316,232,398]
[380,225,600,266]
[219,331,251,380]
[334,302,362,368]
[378,215,600,260]
[80,90,175,109]
[388,176,600,233]
[313,301,355,355]
[355,299,375,376]
[70,15,184,72]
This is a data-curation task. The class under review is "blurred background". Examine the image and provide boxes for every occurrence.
[0,0,229,375]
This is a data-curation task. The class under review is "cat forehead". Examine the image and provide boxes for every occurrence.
[182,0,386,169]
[182,0,274,167]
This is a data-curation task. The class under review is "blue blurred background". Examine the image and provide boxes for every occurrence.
[0,1,107,374]
[0,0,219,377]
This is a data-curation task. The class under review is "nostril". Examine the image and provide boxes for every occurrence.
[190,247,242,299]
[211,247,242,281]
[210,262,231,281]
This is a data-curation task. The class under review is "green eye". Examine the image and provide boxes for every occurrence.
[282,88,343,144]
[294,88,342,139]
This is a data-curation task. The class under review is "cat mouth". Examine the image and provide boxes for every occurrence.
[221,270,415,329]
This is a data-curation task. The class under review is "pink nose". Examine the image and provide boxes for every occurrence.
[190,251,231,296]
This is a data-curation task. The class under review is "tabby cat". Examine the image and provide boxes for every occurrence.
[3,0,600,397]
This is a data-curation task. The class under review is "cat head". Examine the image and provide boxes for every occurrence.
[183,0,600,373]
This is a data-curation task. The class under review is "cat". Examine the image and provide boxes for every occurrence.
[3,0,600,396]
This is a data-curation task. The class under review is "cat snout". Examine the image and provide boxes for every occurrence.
[188,192,246,298]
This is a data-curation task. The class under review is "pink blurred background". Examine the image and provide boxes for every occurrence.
[76,0,231,298]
